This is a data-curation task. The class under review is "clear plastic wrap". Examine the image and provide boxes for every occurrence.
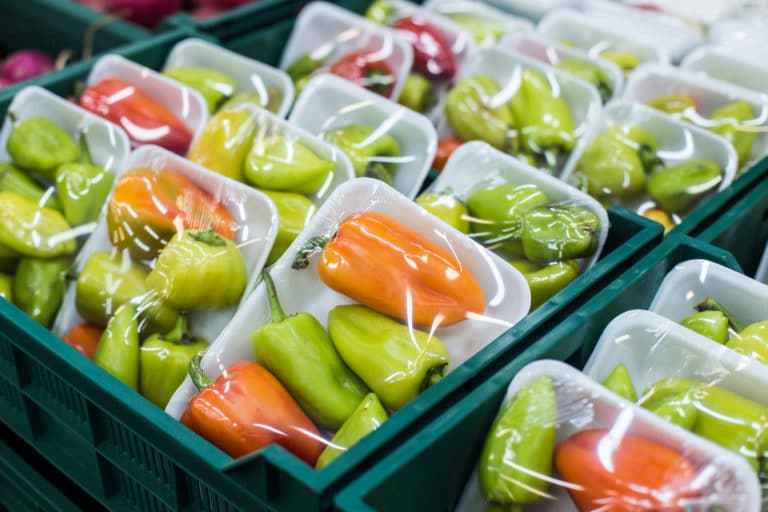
[279,1,413,101]
[423,0,534,47]
[162,37,295,118]
[438,46,601,175]
[621,0,753,25]
[484,0,578,21]
[560,100,737,231]
[682,44,768,97]
[166,178,532,469]
[289,74,436,198]
[419,141,608,311]
[457,359,759,511]
[708,6,768,67]
[757,245,768,285]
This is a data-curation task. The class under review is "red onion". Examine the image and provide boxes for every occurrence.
[108,0,182,28]
[1,50,54,83]
[0,76,15,88]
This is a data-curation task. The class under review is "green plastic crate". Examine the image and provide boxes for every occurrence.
[334,234,741,512]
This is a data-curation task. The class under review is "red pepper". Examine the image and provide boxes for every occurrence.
[432,136,463,172]
[330,50,397,98]
[61,322,103,360]
[79,78,193,155]
[393,16,456,81]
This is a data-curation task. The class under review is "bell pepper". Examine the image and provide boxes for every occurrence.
[447,14,503,46]
[163,67,237,114]
[327,304,449,410]
[555,429,700,511]
[415,192,470,233]
[556,58,612,103]
[13,257,69,328]
[79,78,193,155]
[680,310,728,344]
[6,116,79,179]
[181,354,325,464]
[287,53,330,93]
[573,128,650,198]
[478,376,556,506]
[251,271,368,429]
[107,168,235,261]
[599,50,641,73]
[708,100,756,170]
[466,184,549,256]
[398,73,435,113]
[694,297,768,364]
[261,189,317,266]
[600,363,637,402]
[75,251,179,334]
[146,229,247,311]
[94,303,140,391]
[392,15,456,81]
[432,136,463,172]
[508,259,579,311]
[646,94,698,119]
[445,75,519,153]
[315,392,388,470]
[293,211,486,328]
[0,162,61,211]
[322,124,400,185]
[220,88,283,115]
[139,317,207,409]
[610,125,664,173]
[187,105,258,183]
[650,392,699,431]
[0,273,12,302]
[243,135,335,195]
[647,159,722,214]
[61,322,102,360]
[54,134,114,226]
[521,205,600,263]
[0,192,76,258]
[329,50,397,98]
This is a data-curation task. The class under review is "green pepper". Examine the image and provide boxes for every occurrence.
[415,192,470,234]
[327,304,450,411]
[448,14,504,46]
[600,363,637,402]
[260,189,316,266]
[322,124,400,185]
[287,53,329,93]
[466,184,549,256]
[243,135,335,194]
[94,303,139,391]
[75,251,179,334]
[599,50,641,74]
[573,132,646,198]
[649,391,699,431]
[680,310,729,344]
[163,67,237,114]
[647,159,722,214]
[0,162,61,211]
[146,229,247,311]
[708,100,756,170]
[479,376,557,505]
[0,273,12,302]
[510,259,579,311]
[251,271,368,430]
[13,257,69,328]
[398,73,435,113]
[611,125,664,173]
[219,88,283,115]
[728,322,768,364]
[365,0,393,24]
[521,205,600,263]
[646,94,698,119]
[556,58,612,103]
[139,316,207,409]
[445,75,519,153]
[0,192,76,258]
[6,116,79,179]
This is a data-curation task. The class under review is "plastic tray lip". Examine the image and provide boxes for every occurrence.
[681,43,768,97]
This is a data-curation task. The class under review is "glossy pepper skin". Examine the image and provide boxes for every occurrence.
[187,105,257,183]
[107,168,235,261]
[139,317,207,409]
[79,78,193,155]
[94,303,140,391]
[600,363,637,402]
[0,162,61,211]
[220,88,283,115]
[315,393,388,470]
[599,50,641,73]
[573,131,647,198]
[398,73,435,113]
[393,15,456,81]
[555,429,700,511]
[709,100,756,170]
[6,116,78,179]
[61,323,102,360]
[146,229,247,311]
[163,67,236,114]
[13,257,69,328]
[327,304,450,410]
[244,135,335,194]
[521,205,600,263]
[646,94,698,119]
[0,192,76,258]
[479,376,556,505]
[294,211,486,328]
[251,271,368,430]
[415,192,470,233]
[261,190,316,266]
[330,50,397,98]
[181,355,325,464]
[287,53,329,94]
[323,124,400,185]
[647,159,722,214]
[556,58,611,102]
[508,259,579,311]
[680,310,728,344]
[0,273,12,302]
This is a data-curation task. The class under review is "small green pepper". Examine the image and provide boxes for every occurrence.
[139,316,207,409]
[647,159,722,214]
[251,271,369,430]
[649,391,699,431]
[0,192,76,258]
[448,14,504,46]
[94,303,139,391]
[327,304,450,411]
[612,125,664,173]
[323,124,400,185]
[163,67,237,114]
[0,273,12,302]
[600,363,637,402]
[728,322,768,364]
[521,205,600,263]
[708,100,756,170]
[573,132,646,198]
[13,257,69,328]
[599,50,641,73]
[219,88,283,115]
[261,189,316,265]
[415,192,470,234]
[646,94,698,119]
[7,116,79,179]
[479,376,557,505]
[398,73,435,113]
[146,229,247,311]
[365,0,394,24]
[509,259,579,311]
[556,58,612,103]
[287,53,329,94]
[0,162,61,211]
[244,135,335,195]
[680,310,729,344]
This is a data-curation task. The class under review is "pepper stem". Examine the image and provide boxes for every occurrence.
[364,162,394,186]
[262,270,286,323]
[421,364,447,392]
[694,297,745,334]
[164,316,194,345]
[7,112,17,124]
[189,352,214,391]
[78,132,94,165]
[188,229,226,247]
[292,235,331,269]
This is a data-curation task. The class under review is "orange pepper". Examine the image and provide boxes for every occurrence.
[642,208,675,233]
[61,322,103,360]
[432,136,463,172]
[294,211,486,328]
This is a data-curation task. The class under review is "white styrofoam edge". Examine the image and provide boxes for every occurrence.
[423,0,535,39]
[681,44,768,97]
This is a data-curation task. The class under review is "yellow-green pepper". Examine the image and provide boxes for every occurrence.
[323,124,401,185]
[261,189,316,265]
[0,162,61,211]
[521,205,600,263]
[709,100,756,170]
[509,259,579,310]
[0,273,12,302]
[163,67,237,114]
[0,192,76,258]
[13,257,69,328]
[6,116,79,179]
[415,192,470,233]
[94,303,139,391]
[647,159,722,214]
[244,135,335,194]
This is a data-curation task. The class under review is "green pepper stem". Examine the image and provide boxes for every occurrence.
[261,269,286,323]
[188,229,226,247]
[364,162,394,186]
[694,297,745,333]
[7,112,17,124]
[291,235,331,269]
[78,132,94,165]
[189,352,213,391]
[165,316,202,345]
[421,364,447,392]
